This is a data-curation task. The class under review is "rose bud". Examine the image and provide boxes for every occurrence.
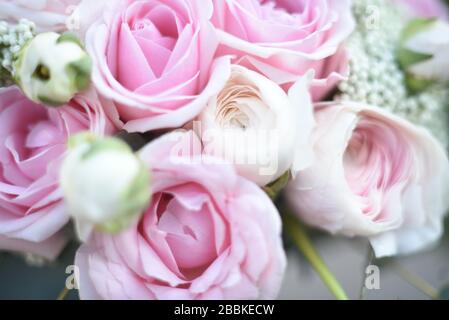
[14,31,92,106]
[60,132,151,242]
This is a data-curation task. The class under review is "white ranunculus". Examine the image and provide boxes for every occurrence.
[401,18,449,84]
[14,31,91,106]
[60,133,151,242]
[198,65,315,186]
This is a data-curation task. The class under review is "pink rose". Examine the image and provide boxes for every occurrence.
[84,0,231,132]
[392,0,449,20]
[286,102,449,258]
[75,131,286,299]
[0,87,118,260]
[0,0,80,31]
[211,0,355,101]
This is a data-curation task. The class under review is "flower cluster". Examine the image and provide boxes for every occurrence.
[0,0,448,301]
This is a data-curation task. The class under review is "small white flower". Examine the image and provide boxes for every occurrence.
[60,133,151,242]
[14,31,91,106]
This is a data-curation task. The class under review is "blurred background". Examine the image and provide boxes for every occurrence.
[1,218,448,300]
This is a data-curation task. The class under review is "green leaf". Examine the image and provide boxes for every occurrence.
[397,48,433,70]
[397,18,437,95]
[400,18,437,44]
[37,94,66,107]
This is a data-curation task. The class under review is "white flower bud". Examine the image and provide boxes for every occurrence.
[60,133,151,242]
[14,32,91,106]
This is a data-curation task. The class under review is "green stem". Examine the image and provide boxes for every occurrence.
[284,213,349,300]
[392,262,439,299]
[57,286,69,300]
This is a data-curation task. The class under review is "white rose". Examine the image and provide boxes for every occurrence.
[198,65,315,186]
[60,133,151,242]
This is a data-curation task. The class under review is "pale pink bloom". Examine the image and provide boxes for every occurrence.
[0,87,119,260]
[0,0,81,31]
[76,131,286,299]
[211,0,355,101]
[286,102,449,258]
[84,0,231,132]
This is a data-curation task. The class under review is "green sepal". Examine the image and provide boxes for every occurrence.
[81,137,131,160]
[57,32,84,48]
[67,131,97,150]
[263,171,292,200]
[66,55,92,91]
[37,94,66,107]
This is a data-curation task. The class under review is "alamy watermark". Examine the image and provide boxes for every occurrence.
[65,265,80,290]
[364,264,381,290]
[167,121,281,177]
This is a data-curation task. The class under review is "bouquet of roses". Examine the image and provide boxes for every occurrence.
[0,0,448,300]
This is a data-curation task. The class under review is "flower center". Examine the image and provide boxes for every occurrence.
[343,117,412,220]
[122,1,184,79]
[231,0,310,43]
[145,185,229,279]
[259,0,303,21]
[215,76,268,130]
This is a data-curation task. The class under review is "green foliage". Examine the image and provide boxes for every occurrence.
[397,18,437,94]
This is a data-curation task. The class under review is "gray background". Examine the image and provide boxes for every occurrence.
[1,224,448,300]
